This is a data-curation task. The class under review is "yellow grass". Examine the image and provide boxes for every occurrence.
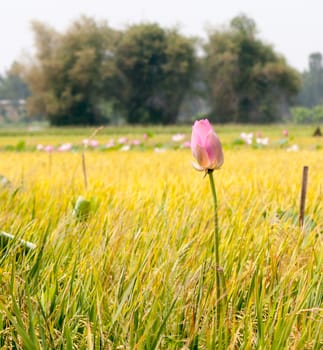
[0,137,322,348]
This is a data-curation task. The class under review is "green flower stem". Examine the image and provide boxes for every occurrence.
[208,169,222,326]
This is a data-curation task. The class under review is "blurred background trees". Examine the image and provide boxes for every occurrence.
[113,23,196,124]
[18,17,120,125]
[0,63,30,101]
[16,19,197,125]
[0,63,30,123]
[4,14,322,125]
[203,15,301,123]
[296,53,323,107]
[289,52,323,123]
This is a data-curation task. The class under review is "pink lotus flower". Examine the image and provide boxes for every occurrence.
[89,139,99,148]
[105,140,115,148]
[182,141,191,148]
[57,143,72,152]
[83,139,99,148]
[132,139,141,146]
[44,145,54,152]
[36,144,44,151]
[191,119,224,171]
[283,129,288,137]
[118,137,128,144]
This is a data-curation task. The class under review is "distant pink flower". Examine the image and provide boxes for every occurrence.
[118,137,128,144]
[256,131,262,138]
[143,133,148,140]
[89,140,99,148]
[182,141,191,148]
[132,139,141,146]
[36,144,44,151]
[57,143,72,152]
[105,140,115,148]
[191,119,224,171]
[44,145,54,152]
[283,129,289,137]
[83,139,99,148]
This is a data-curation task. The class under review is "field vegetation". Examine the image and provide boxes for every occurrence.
[0,124,322,349]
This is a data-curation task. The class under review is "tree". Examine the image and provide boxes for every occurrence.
[204,14,301,123]
[113,23,197,124]
[21,17,119,125]
[0,63,30,100]
[0,64,30,123]
[291,105,323,123]
[297,52,323,107]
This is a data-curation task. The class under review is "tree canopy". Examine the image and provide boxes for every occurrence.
[0,63,29,101]
[204,15,301,123]
[20,19,196,125]
[112,23,197,124]
[21,17,119,125]
[16,14,302,125]
[297,52,323,107]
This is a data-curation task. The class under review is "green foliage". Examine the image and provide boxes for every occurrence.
[297,52,323,107]
[113,23,197,124]
[0,64,30,123]
[291,105,323,123]
[0,65,29,101]
[21,19,196,126]
[22,17,119,126]
[16,14,303,125]
[204,14,301,123]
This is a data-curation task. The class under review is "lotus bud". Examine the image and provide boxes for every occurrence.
[191,119,224,171]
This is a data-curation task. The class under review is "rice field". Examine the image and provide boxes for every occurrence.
[0,124,322,349]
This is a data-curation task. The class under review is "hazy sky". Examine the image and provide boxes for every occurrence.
[1,0,322,74]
